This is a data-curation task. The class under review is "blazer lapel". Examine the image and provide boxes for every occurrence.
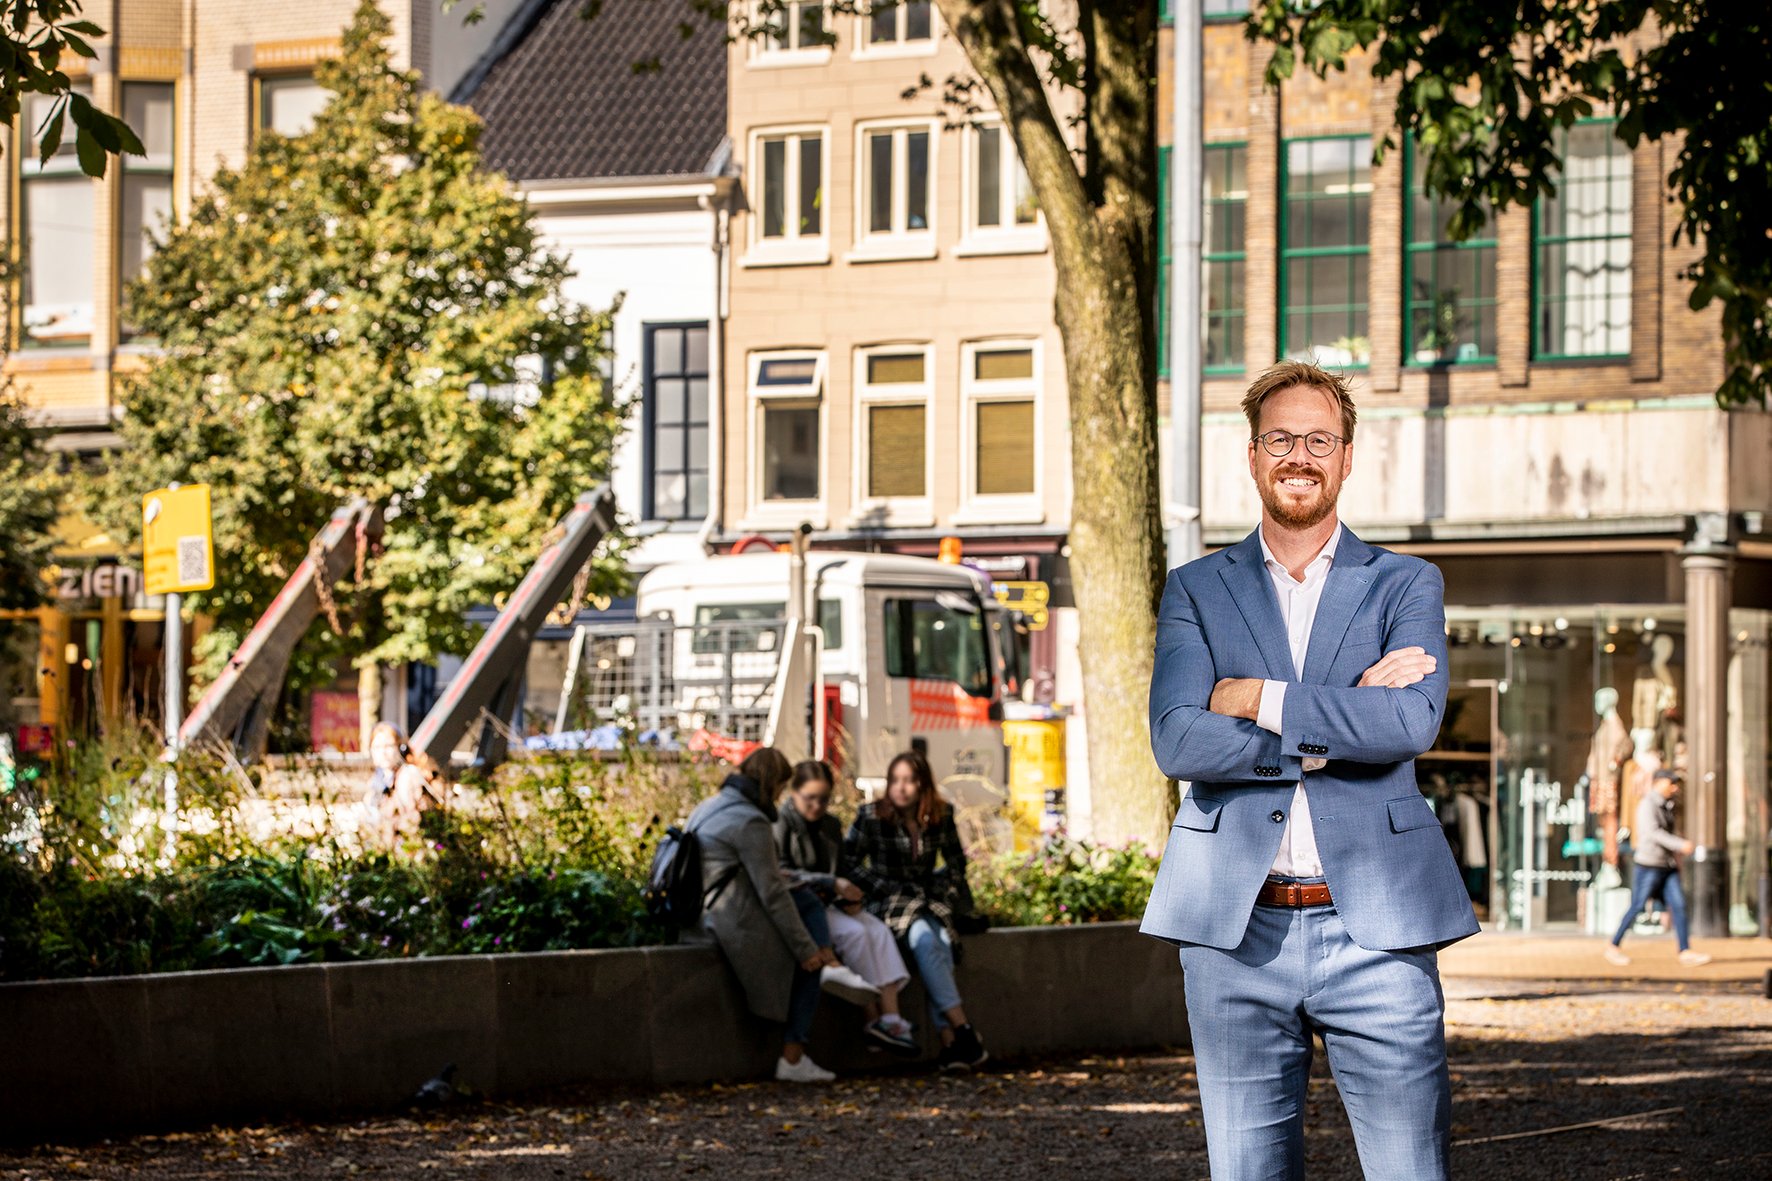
[1301,528,1379,685]
[1218,531,1297,681]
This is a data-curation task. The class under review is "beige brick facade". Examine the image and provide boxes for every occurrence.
[2,0,508,440]
[722,11,1071,543]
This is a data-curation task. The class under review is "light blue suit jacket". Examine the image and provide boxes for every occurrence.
[1139,528,1479,952]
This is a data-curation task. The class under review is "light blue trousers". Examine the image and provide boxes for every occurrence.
[904,915,963,1027]
[1178,899,1451,1181]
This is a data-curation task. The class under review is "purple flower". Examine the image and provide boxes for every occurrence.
[461,917,473,929]
[493,936,502,946]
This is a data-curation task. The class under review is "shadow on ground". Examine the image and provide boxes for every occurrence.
[3,980,1769,1180]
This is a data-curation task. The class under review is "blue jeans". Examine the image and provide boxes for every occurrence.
[1611,864,1690,950]
[1179,896,1451,1181]
[784,887,826,1047]
[904,915,963,1027]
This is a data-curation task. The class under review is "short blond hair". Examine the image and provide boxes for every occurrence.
[1241,361,1358,445]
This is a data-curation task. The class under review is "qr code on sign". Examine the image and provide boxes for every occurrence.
[177,536,209,585]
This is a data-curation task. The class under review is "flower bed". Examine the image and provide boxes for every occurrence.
[0,732,1157,982]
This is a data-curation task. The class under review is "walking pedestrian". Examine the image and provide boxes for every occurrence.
[843,750,989,1071]
[1605,769,1713,967]
[1141,361,1478,1179]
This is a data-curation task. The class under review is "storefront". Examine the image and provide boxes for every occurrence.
[1423,540,1772,937]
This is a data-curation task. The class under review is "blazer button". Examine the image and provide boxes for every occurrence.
[1270,810,1286,823]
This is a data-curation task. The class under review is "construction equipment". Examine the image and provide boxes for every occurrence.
[179,499,383,760]
[411,487,616,771]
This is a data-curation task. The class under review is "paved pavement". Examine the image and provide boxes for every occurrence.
[5,959,1769,1179]
[1442,928,1772,985]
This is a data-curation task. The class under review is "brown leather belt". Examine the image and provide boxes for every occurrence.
[1256,880,1334,908]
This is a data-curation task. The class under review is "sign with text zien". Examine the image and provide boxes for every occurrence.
[142,484,215,595]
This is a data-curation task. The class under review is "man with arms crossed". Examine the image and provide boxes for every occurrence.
[1141,362,1477,1180]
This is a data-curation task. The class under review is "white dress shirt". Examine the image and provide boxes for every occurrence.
[1254,523,1343,878]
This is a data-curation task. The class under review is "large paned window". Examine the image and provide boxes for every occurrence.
[257,72,327,137]
[863,0,932,49]
[1535,119,1631,359]
[120,83,176,342]
[752,352,825,504]
[1406,143,1498,365]
[21,85,94,347]
[963,343,1038,511]
[761,1,829,54]
[1281,136,1372,368]
[856,347,931,503]
[752,128,826,262]
[644,324,711,522]
[967,122,1038,239]
[859,123,934,249]
[1204,144,1248,372]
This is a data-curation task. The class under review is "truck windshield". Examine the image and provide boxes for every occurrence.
[691,600,843,652]
[883,595,993,698]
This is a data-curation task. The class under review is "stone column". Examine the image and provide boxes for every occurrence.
[1683,514,1734,938]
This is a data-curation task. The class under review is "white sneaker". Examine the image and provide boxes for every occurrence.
[1678,949,1713,967]
[1603,945,1631,966]
[820,964,882,1006]
[775,1054,836,1083]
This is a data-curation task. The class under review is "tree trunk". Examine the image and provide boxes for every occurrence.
[940,0,1173,847]
[358,661,382,753]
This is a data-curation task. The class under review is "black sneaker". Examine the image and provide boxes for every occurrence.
[939,1024,989,1072]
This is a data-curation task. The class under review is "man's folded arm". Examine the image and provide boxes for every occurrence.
[1150,570,1301,784]
[1281,563,1450,764]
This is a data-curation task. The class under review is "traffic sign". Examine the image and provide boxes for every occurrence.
[143,484,215,595]
[992,580,1050,630]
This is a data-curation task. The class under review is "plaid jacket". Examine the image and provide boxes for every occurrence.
[842,802,972,940]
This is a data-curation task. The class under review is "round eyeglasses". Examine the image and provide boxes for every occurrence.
[1253,429,1345,459]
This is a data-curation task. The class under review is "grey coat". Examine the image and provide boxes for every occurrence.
[1632,789,1687,869]
[684,779,821,1023]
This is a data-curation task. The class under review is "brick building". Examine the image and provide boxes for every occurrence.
[1158,8,1772,936]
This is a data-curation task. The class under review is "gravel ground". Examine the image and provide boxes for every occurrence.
[4,978,1769,1180]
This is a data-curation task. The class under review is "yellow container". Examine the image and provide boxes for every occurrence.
[1002,718,1065,848]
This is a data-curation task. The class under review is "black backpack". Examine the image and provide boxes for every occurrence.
[644,824,735,926]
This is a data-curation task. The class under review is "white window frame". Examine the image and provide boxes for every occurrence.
[852,0,939,60]
[744,125,831,267]
[956,339,1044,525]
[957,116,1047,257]
[850,118,941,263]
[744,349,829,529]
[850,343,936,527]
[748,1,833,69]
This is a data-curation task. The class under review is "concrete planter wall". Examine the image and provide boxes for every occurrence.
[0,921,1187,1144]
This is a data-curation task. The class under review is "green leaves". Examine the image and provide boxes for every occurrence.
[98,0,626,686]
[4,2,145,177]
[1250,0,1772,407]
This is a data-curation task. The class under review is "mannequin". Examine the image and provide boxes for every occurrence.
[1587,687,1633,865]
[1630,634,1678,736]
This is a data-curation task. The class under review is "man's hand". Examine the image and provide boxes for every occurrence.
[1359,647,1437,689]
[1209,678,1264,720]
[834,877,863,903]
[1682,839,1696,856]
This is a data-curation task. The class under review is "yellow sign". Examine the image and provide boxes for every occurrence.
[142,484,215,595]
[992,580,1050,631]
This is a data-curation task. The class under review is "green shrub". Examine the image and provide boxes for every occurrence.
[971,839,1159,928]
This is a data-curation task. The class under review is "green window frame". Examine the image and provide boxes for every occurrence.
[1204,143,1247,374]
[1533,117,1631,361]
[1404,140,1497,366]
[1157,143,1247,378]
[1280,134,1372,369]
[1160,0,1250,22]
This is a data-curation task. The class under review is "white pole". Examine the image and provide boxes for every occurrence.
[163,478,185,753]
[1166,0,1205,571]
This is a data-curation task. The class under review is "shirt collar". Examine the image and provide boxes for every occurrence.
[1259,521,1342,575]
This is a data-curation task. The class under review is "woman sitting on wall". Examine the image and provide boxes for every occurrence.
[683,746,836,1082]
[776,759,919,1054]
[843,750,989,1072]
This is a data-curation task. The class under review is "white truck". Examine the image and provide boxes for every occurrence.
[561,549,1018,797]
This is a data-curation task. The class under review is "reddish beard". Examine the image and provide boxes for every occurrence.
[1260,465,1338,528]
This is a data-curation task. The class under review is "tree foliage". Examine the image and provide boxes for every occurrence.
[2,1,141,176]
[94,0,626,683]
[1251,0,1772,405]
[0,390,60,611]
